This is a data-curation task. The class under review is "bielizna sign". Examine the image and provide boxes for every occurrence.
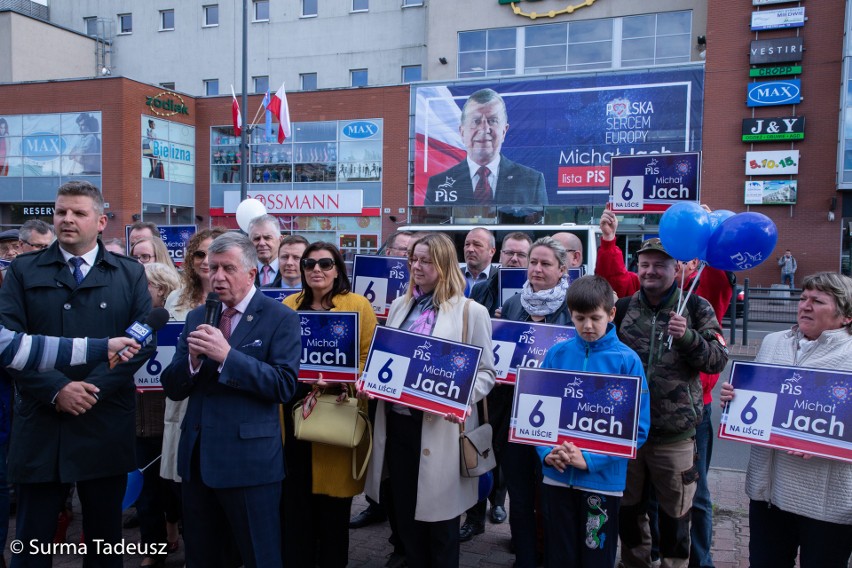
[351,255,410,318]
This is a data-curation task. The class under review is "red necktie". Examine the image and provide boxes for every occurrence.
[219,308,238,341]
[473,166,492,204]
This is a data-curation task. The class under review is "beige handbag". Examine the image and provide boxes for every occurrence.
[292,391,373,480]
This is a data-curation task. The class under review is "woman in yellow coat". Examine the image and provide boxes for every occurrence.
[282,241,377,568]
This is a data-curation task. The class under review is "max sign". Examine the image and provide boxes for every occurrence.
[747,80,801,107]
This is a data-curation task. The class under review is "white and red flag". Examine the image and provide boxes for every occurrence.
[230,85,242,136]
[267,82,292,143]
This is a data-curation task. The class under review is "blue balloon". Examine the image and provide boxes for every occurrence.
[708,209,735,229]
[659,202,713,261]
[705,212,778,272]
[478,470,494,502]
[122,470,143,510]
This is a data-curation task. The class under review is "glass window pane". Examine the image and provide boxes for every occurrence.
[459,31,486,52]
[353,0,368,10]
[351,69,368,87]
[205,80,219,96]
[623,14,655,38]
[459,51,486,73]
[254,0,269,20]
[119,14,132,34]
[302,0,317,16]
[402,65,421,83]
[300,73,317,91]
[655,34,690,59]
[254,76,269,94]
[161,10,174,30]
[622,58,655,68]
[657,11,691,36]
[569,42,611,65]
[292,122,337,142]
[621,38,654,61]
[524,45,566,70]
[487,28,516,50]
[569,19,612,43]
[85,18,98,36]
[487,49,515,71]
[205,5,219,26]
[525,23,566,47]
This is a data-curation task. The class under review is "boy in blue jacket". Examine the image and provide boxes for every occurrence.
[537,275,650,568]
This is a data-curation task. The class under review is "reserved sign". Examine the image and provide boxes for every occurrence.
[720,361,852,463]
[360,326,482,419]
[491,319,576,384]
[510,368,643,459]
[352,255,410,318]
[296,312,361,382]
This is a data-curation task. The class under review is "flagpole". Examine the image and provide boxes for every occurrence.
[239,0,249,203]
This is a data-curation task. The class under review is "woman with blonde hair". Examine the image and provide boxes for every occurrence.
[362,232,496,568]
[130,236,173,267]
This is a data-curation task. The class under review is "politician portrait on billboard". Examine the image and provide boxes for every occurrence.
[413,67,704,209]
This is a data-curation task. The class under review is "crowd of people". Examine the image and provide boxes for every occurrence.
[0,181,848,568]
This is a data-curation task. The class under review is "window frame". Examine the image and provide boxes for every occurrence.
[160,82,176,90]
[203,4,219,27]
[350,68,368,87]
[204,79,219,96]
[160,9,175,31]
[253,76,270,94]
[301,0,318,18]
[117,13,132,35]
[402,0,423,6]
[84,17,98,37]
[401,65,422,83]
[351,0,368,13]
[300,73,318,91]
[253,0,270,22]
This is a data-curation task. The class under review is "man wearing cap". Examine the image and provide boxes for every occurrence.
[615,238,728,568]
[0,230,21,261]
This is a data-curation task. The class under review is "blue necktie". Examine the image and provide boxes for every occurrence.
[69,257,85,285]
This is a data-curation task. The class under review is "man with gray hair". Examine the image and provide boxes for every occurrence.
[161,231,300,568]
[425,88,547,207]
[18,219,55,253]
[248,214,282,288]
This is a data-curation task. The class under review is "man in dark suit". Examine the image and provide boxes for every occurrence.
[160,232,299,568]
[0,180,153,568]
[425,88,548,207]
[248,214,283,288]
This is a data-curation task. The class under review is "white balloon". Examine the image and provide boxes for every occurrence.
[235,199,267,233]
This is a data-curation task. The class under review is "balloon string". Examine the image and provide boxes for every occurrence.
[140,454,162,473]
[668,262,706,349]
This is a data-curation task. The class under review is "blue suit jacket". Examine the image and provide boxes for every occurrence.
[160,290,300,488]
[424,155,548,207]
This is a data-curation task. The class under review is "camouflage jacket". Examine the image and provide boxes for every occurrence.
[617,286,729,443]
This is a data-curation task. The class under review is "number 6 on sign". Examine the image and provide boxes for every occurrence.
[723,388,777,442]
[515,394,561,443]
[354,277,388,314]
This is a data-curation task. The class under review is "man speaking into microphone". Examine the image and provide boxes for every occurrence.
[0,181,154,568]
[160,232,300,568]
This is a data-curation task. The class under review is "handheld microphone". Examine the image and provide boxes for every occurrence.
[198,292,222,361]
[117,307,170,359]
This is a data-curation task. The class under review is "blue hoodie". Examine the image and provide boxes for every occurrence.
[536,323,650,493]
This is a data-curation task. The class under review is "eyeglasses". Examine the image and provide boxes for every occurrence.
[22,240,49,251]
[192,250,208,260]
[133,254,154,263]
[409,256,433,266]
[501,250,528,259]
[302,258,336,271]
[386,246,409,254]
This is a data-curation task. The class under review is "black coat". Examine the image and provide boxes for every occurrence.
[0,242,153,483]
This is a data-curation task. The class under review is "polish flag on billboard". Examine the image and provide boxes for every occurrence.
[230,85,242,136]
[267,82,292,143]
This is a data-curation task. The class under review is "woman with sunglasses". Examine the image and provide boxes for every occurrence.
[282,241,378,568]
[362,232,496,568]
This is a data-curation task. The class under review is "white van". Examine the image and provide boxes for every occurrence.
[396,224,602,273]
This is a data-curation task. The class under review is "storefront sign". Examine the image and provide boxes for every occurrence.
[719,361,851,463]
[341,120,380,140]
[20,205,55,216]
[360,326,482,419]
[145,91,190,116]
[609,152,701,213]
[753,0,804,5]
[747,80,801,107]
[223,189,364,214]
[742,116,804,141]
[745,150,799,175]
[750,7,805,31]
[749,65,802,78]
[509,367,643,459]
[296,312,361,382]
[749,38,803,64]
[745,180,798,205]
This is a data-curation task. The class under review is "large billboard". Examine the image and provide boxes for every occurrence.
[412,67,704,208]
[0,112,102,177]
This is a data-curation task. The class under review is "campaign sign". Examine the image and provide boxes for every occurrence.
[719,361,852,463]
[498,268,527,307]
[491,320,576,384]
[296,312,360,382]
[124,225,195,266]
[610,152,700,213]
[567,267,585,282]
[260,288,301,302]
[134,322,184,391]
[352,255,410,318]
[360,327,482,419]
[510,368,642,459]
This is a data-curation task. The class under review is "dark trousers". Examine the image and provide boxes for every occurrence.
[386,411,459,568]
[748,500,852,568]
[11,475,126,568]
[541,484,620,568]
[182,446,282,568]
[135,436,181,554]
[689,404,714,568]
[502,442,542,568]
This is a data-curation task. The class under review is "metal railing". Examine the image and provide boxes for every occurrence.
[730,278,799,345]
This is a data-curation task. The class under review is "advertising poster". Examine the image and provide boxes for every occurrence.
[744,180,797,205]
[750,7,806,31]
[745,150,799,176]
[610,152,700,213]
[352,254,410,317]
[134,322,185,391]
[360,326,482,419]
[413,68,704,207]
[296,312,361,382]
[509,367,642,459]
[0,112,102,177]
[719,361,852,463]
[491,320,576,384]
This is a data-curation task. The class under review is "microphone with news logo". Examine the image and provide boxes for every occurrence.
[113,307,170,362]
[198,292,221,361]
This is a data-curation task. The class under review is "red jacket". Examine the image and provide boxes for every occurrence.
[595,238,639,298]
